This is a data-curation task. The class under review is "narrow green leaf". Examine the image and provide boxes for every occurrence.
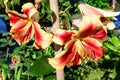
[17,64,23,80]
[104,43,116,52]
[110,36,120,47]
[0,38,8,43]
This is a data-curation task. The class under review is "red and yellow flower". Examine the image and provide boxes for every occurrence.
[4,0,53,49]
[48,15,107,69]
[48,4,119,69]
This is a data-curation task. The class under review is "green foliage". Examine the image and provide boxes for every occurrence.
[104,36,120,53]
[0,32,55,80]
[0,0,34,13]
[83,0,110,9]
[27,57,55,76]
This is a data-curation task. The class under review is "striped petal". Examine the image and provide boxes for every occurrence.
[78,4,120,17]
[70,52,81,67]
[4,7,27,26]
[48,39,84,69]
[21,3,40,22]
[79,15,103,37]
[10,20,34,45]
[68,39,84,67]
[4,0,28,26]
[82,37,103,60]
[91,29,106,40]
[6,11,19,26]
[33,22,53,49]
[48,40,76,69]
[53,29,75,45]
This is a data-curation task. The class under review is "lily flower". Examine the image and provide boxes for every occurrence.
[78,4,120,30]
[4,0,53,49]
[48,15,107,69]
[11,56,21,64]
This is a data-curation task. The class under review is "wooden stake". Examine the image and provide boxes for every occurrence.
[49,0,65,80]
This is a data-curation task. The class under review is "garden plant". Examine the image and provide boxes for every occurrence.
[0,0,120,80]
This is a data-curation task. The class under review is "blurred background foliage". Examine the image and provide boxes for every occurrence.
[0,0,120,80]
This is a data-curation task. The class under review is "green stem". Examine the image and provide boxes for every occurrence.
[63,5,71,13]
[17,64,23,80]
[6,48,9,59]
[11,0,14,10]
[14,62,18,80]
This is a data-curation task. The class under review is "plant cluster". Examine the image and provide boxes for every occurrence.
[0,0,120,80]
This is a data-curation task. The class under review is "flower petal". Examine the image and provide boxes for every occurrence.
[4,0,27,26]
[10,20,34,45]
[91,29,107,40]
[67,39,84,67]
[33,22,53,49]
[8,13,28,26]
[100,17,115,30]
[78,4,120,17]
[22,3,39,21]
[53,29,75,45]
[82,37,103,60]
[48,40,76,69]
[79,15,103,37]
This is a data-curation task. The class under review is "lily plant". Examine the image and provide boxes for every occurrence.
[4,0,120,70]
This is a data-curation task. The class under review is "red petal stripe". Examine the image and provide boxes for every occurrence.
[82,38,103,60]
[91,29,106,40]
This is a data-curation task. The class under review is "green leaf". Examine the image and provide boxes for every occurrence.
[104,43,116,52]
[109,36,120,47]
[8,41,16,46]
[87,69,104,80]
[0,14,9,20]
[44,75,56,80]
[17,64,23,80]
[2,32,9,37]
[0,43,8,47]
[27,57,55,76]
[0,38,8,43]
[1,64,8,70]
